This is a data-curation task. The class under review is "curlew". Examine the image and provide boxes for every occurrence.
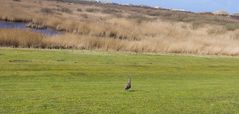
[125,78,131,91]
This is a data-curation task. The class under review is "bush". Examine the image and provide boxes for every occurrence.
[41,8,54,14]
[225,24,239,31]
[101,8,121,14]
[12,0,21,2]
[77,8,82,12]
[85,8,99,13]
[57,7,72,14]
[127,14,151,23]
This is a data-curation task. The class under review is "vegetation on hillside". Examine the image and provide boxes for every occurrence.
[1,0,239,55]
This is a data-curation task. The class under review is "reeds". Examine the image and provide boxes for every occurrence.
[0,29,45,48]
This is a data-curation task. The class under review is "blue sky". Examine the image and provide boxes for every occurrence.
[111,0,239,14]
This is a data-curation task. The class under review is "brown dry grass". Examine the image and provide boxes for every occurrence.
[1,0,239,56]
[0,29,45,48]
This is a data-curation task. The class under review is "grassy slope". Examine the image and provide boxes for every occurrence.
[0,48,239,113]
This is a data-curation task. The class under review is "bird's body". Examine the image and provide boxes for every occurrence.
[125,78,131,91]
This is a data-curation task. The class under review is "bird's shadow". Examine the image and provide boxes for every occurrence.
[125,89,140,92]
[124,89,150,93]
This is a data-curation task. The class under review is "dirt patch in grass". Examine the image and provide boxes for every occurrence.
[9,59,32,63]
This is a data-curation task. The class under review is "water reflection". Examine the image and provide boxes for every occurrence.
[0,21,61,36]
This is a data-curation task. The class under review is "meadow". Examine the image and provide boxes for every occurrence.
[1,0,239,113]
[1,48,239,113]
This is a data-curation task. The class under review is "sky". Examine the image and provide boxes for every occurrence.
[111,0,239,14]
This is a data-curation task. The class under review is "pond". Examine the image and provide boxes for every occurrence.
[0,21,61,36]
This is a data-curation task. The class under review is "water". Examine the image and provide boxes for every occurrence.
[0,21,61,36]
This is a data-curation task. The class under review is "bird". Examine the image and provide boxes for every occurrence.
[125,78,131,91]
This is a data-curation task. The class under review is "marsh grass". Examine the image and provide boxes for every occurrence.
[0,29,45,48]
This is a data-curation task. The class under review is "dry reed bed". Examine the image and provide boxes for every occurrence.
[0,29,45,48]
[1,20,239,56]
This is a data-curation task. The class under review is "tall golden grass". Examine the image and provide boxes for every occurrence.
[0,29,45,48]
[1,21,239,56]
[1,0,239,56]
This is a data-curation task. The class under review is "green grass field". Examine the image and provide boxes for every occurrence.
[1,48,239,113]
